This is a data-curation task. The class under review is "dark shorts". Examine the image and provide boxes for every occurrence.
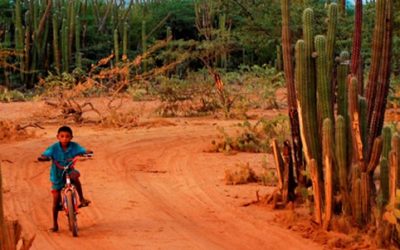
[51,170,80,191]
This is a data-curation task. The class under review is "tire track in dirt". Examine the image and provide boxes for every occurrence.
[1,124,322,249]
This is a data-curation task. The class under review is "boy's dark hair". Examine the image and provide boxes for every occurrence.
[58,126,73,136]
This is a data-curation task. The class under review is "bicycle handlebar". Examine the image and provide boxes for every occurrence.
[37,153,93,162]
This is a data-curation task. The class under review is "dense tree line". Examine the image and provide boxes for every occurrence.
[0,0,398,89]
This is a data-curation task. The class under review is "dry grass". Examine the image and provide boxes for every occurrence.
[0,120,40,142]
[224,163,259,185]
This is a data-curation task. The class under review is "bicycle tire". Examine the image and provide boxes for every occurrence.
[66,190,78,237]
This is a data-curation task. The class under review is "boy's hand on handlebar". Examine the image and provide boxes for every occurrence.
[84,150,93,157]
[37,155,51,162]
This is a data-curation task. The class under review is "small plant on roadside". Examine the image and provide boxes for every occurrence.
[0,88,25,102]
[224,163,259,185]
[154,75,218,117]
[259,156,278,186]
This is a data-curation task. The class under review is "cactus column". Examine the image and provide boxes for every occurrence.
[281,0,304,187]
[350,0,363,94]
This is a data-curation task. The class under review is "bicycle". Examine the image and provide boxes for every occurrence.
[39,153,92,237]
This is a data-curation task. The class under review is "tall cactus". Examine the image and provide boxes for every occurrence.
[114,29,119,64]
[382,126,392,160]
[337,51,349,118]
[389,135,399,205]
[61,17,69,72]
[295,40,319,166]
[281,0,304,187]
[52,7,61,74]
[301,9,321,169]
[350,0,363,94]
[15,0,24,76]
[75,15,82,69]
[348,76,364,164]
[336,115,350,215]
[302,8,315,101]
[380,157,389,208]
[352,167,362,225]
[322,118,334,230]
[315,35,334,124]
[367,0,393,161]
[365,0,386,112]
[326,3,337,86]
[310,159,322,225]
[122,21,128,61]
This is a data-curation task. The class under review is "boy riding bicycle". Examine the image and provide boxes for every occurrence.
[38,126,92,232]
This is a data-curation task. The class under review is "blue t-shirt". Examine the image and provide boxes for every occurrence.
[42,142,87,190]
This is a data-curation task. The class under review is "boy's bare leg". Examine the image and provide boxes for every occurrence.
[51,190,61,232]
[72,177,90,206]
[73,178,84,201]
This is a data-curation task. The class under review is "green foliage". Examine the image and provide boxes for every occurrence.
[37,71,92,97]
[0,88,25,102]
[211,115,290,153]
[153,75,218,117]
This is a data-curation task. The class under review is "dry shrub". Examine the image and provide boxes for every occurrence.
[0,120,35,142]
[210,115,290,154]
[100,110,139,129]
[224,163,258,185]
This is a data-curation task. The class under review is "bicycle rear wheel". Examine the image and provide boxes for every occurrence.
[66,190,78,237]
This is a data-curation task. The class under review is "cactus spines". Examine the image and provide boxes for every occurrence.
[336,115,351,215]
[349,76,364,165]
[326,3,337,84]
[352,167,362,225]
[367,0,394,161]
[366,0,387,113]
[337,51,349,118]
[350,0,363,93]
[295,40,320,168]
[382,126,392,159]
[361,172,370,221]
[281,0,303,185]
[281,0,296,110]
[380,157,389,207]
[323,118,334,230]
[358,97,368,150]
[310,159,322,225]
[315,35,333,123]
[302,8,315,93]
[367,136,383,173]
[389,134,399,205]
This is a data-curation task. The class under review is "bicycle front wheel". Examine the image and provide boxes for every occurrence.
[66,190,78,237]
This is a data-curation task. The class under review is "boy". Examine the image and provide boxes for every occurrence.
[38,126,92,232]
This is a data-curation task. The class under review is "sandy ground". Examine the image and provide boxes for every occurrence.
[0,99,322,250]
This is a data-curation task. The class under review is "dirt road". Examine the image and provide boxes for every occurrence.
[0,102,321,249]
